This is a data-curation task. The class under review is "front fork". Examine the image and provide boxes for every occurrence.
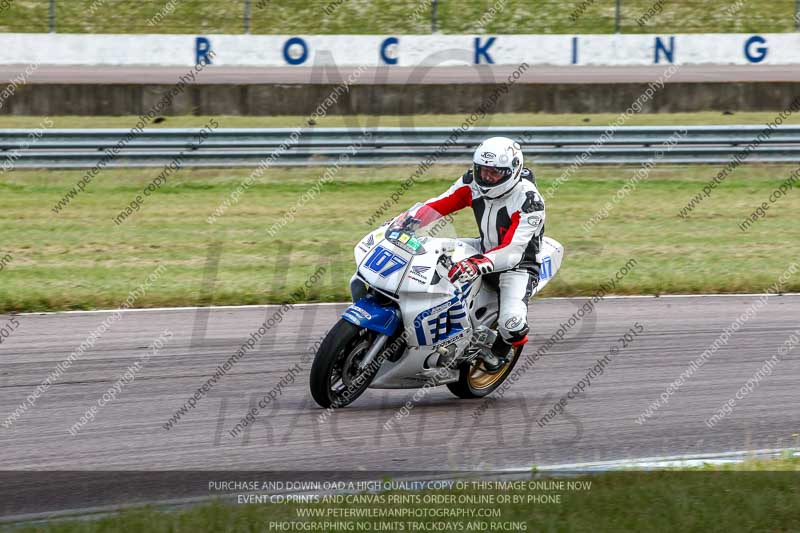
[358,334,389,370]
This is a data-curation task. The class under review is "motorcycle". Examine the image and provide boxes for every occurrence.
[310,204,563,409]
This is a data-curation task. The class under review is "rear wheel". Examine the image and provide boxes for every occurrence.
[309,319,381,408]
[447,346,523,399]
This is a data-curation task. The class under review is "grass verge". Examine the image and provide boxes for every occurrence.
[8,456,800,533]
[3,112,800,129]
[1,162,799,312]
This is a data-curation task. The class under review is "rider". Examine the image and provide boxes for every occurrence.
[416,136,545,371]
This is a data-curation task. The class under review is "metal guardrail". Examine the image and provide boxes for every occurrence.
[4,126,800,168]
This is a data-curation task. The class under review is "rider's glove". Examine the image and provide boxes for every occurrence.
[448,254,494,284]
[401,217,421,232]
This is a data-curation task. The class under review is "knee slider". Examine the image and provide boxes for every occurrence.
[500,322,529,344]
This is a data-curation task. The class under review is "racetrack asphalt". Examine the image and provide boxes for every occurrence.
[1,294,799,517]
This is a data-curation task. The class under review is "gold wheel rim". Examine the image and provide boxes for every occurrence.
[467,348,519,390]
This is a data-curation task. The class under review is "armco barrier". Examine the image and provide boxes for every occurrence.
[3,125,800,168]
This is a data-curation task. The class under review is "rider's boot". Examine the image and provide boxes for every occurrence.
[481,337,511,373]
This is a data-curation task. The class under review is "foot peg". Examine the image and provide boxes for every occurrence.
[480,353,508,373]
[470,326,508,373]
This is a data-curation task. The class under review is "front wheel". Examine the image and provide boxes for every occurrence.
[447,346,523,399]
[309,319,381,408]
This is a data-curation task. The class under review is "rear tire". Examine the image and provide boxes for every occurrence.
[447,346,523,399]
[310,319,380,408]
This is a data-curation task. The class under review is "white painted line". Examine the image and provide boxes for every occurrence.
[14,302,348,316]
[2,448,797,524]
[13,293,800,317]
[503,447,800,473]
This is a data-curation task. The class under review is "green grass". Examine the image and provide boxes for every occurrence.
[0,0,795,34]
[4,112,800,129]
[8,456,800,533]
[1,160,799,312]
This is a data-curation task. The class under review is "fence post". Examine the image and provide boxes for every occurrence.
[615,0,621,33]
[49,0,56,33]
[796,0,800,31]
[431,0,438,33]
[244,0,251,34]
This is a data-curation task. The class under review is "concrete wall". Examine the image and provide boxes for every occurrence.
[2,82,800,116]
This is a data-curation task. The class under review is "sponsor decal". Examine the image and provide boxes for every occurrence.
[414,297,471,345]
[364,233,375,247]
[388,231,399,239]
[540,256,553,279]
[399,234,410,243]
[364,245,408,278]
[481,151,496,159]
[351,305,372,319]
[431,329,468,349]
[408,266,430,284]
[505,316,522,330]
[527,214,543,228]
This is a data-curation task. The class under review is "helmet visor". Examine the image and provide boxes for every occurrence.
[474,164,512,188]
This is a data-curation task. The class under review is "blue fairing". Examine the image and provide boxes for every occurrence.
[342,297,401,336]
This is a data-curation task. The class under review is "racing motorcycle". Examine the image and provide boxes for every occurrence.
[310,204,563,408]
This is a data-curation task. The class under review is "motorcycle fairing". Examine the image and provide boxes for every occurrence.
[411,282,474,346]
[342,296,401,336]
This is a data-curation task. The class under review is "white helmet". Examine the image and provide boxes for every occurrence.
[472,136,524,199]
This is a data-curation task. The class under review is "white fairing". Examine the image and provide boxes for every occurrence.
[531,236,564,297]
[353,223,563,389]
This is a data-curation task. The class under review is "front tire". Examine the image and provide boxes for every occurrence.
[309,319,380,408]
[447,346,523,399]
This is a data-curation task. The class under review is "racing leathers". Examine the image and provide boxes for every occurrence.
[418,167,545,359]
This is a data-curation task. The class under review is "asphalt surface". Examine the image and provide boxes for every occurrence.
[1,295,799,516]
[4,65,800,84]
